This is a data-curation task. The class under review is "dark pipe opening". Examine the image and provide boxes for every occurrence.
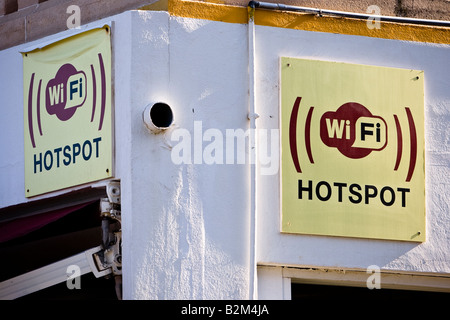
[150,103,173,128]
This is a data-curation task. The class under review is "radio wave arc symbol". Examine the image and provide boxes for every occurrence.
[27,53,107,149]
[289,97,314,173]
[393,107,417,182]
[96,53,107,131]
[27,73,40,148]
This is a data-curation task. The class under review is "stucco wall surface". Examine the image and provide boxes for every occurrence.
[118,11,252,299]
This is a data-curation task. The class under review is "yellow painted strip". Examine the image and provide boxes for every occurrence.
[169,0,247,24]
[140,0,169,11]
[255,9,450,44]
[155,0,450,44]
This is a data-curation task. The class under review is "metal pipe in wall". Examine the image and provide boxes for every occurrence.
[248,1,450,27]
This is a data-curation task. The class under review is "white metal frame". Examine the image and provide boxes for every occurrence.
[0,246,111,300]
[257,265,450,299]
[283,266,450,292]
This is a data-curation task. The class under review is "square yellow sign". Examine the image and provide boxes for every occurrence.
[23,26,113,197]
[281,57,425,242]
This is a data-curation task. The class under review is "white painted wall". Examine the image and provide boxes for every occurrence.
[257,266,291,299]
[0,47,24,208]
[118,11,252,299]
[1,8,449,300]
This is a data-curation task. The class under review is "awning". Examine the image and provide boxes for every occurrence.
[0,201,96,243]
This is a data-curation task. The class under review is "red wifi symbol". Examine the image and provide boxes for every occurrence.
[289,97,418,183]
[27,53,107,149]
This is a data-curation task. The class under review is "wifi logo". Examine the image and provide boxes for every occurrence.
[26,53,108,149]
[45,63,87,121]
[289,97,418,182]
[319,102,387,159]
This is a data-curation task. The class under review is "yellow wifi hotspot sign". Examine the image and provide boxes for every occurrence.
[23,26,112,197]
[281,57,425,242]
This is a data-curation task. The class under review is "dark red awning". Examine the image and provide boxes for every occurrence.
[0,201,95,243]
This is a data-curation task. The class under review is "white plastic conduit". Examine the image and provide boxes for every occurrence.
[248,1,450,27]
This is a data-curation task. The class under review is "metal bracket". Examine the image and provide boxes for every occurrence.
[85,246,113,278]
[98,180,122,276]
[100,180,121,220]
